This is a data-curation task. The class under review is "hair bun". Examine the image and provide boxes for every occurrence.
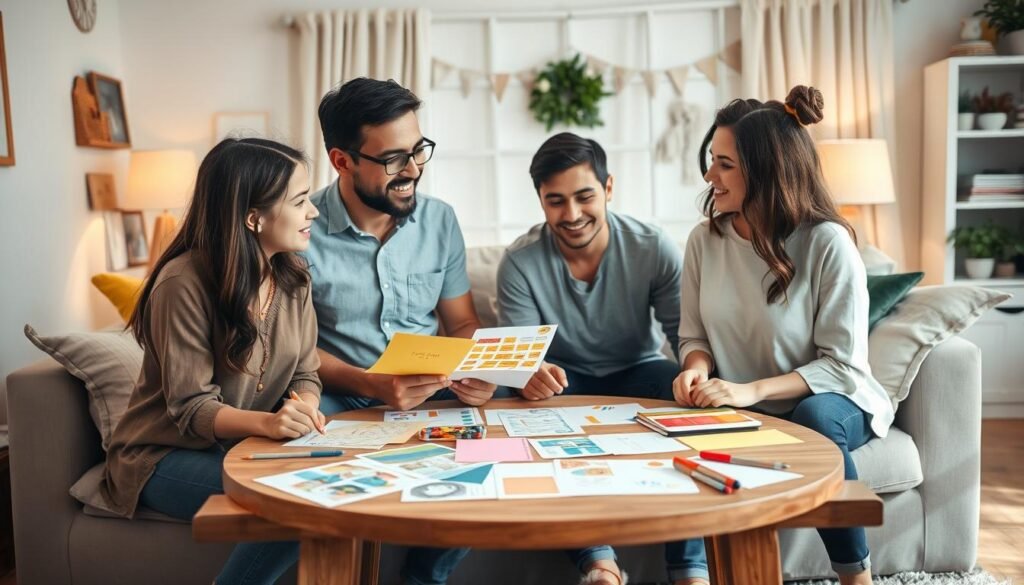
[784,85,824,125]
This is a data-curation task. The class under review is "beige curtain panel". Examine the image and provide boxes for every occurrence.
[740,0,904,268]
[294,9,431,189]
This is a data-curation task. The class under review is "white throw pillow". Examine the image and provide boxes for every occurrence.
[868,285,1011,410]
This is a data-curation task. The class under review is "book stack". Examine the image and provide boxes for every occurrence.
[964,174,1024,202]
[634,408,762,437]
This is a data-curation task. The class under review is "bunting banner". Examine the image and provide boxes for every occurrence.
[694,55,719,86]
[641,71,659,98]
[492,73,511,102]
[666,65,689,97]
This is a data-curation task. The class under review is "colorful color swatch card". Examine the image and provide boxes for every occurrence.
[356,443,469,479]
[552,459,699,497]
[494,462,568,500]
[498,408,584,437]
[256,460,421,507]
[677,429,803,451]
[687,456,803,489]
[557,403,645,427]
[588,433,691,456]
[384,407,483,426]
[455,438,534,463]
[284,420,424,450]
[528,437,610,459]
[401,463,499,503]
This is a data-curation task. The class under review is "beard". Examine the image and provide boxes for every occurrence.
[553,217,604,250]
[353,174,418,218]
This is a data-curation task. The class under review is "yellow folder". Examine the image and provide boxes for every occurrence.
[365,332,476,376]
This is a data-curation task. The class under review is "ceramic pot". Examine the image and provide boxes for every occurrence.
[1004,29,1024,55]
[977,112,1008,130]
[995,261,1017,278]
[965,258,995,279]
[958,113,975,131]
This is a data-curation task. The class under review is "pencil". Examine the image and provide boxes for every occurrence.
[244,450,344,460]
[699,450,790,470]
[290,390,326,435]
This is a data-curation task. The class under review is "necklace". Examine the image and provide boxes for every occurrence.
[255,277,277,392]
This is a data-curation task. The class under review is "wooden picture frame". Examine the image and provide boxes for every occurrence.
[0,12,15,166]
[121,210,149,267]
[86,173,117,210]
[88,72,130,148]
[103,211,128,271]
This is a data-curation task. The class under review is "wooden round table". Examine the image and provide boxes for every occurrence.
[223,396,845,585]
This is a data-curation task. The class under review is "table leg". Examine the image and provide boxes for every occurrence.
[706,527,782,585]
[359,541,381,585]
[298,536,361,585]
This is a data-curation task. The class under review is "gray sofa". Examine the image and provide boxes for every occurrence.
[7,248,982,584]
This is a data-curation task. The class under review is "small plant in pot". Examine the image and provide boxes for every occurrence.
[996,235,1024,278]
[948,224,1010,279]
[975,0,1024,55]
[972,87,1015,130]
[958,90,975,130]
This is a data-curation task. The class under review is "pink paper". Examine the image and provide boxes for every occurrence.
[455,438,534,463]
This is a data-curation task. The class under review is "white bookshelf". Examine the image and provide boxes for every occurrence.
[922,56,1024,413]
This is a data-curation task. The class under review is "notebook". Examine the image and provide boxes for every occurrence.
[634,408,762,437]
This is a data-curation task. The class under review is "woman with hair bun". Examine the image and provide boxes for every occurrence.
[672,86,892,585]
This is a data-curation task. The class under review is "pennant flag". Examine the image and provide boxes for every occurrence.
[666,65,689,97]
[586,55,609,76]
[516,70,536,91]
[641,71,659,97]
[612,66,634,94]
[492,73,511,102]
[721,41,742,73]
[695,55,719,85]
[459,70,482,98]
[432,59,454,89]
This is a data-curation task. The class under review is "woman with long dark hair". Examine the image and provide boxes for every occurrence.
[100,137,324,584]
[673,86,893,585]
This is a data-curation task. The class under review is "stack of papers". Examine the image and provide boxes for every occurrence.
[284,420,425,450]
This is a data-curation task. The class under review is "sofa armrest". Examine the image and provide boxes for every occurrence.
[7,358,105,585]
[894,334,981,571]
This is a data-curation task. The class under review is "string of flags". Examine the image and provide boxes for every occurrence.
[431,41,741,101]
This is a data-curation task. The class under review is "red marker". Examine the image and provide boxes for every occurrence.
[700,451,790,470]
[673,456,739,493]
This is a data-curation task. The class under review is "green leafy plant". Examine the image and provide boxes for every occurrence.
[974,0,1024,36]
[948,224,1012,258]
[528,54,610,132]
[958,90,973,114]
[972,86,1015,114]
[1001,233,1024,261]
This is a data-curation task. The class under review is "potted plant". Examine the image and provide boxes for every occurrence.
[995,234,1024,277]
[975,0,1024,55]
[972,86,1014,130]
[948,224,1011,278]
[958,90,975,130]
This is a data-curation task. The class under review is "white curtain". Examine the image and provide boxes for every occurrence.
[294,9,431,189]
[740,0,904,268]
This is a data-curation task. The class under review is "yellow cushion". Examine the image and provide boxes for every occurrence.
[91,273,145,322]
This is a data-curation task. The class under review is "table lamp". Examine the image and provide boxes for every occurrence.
[125,149,197,272]
[816,139,896,246]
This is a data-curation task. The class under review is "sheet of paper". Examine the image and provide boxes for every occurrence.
[589,433,691,455]
[552,459,699,497]
[284,420,424,449]
[365,332,475,376]
[688,457,803,489]
[450,325,558,388]
[677,429,803,451]
[356,443,470,479]
[383,407,483,426]
[494,462,569,499]
[528,437,610,459]
[455,438,534,463]
[400,463,499,502]
[558,403,645,427]
[255,460,421,507]
[498,409,584,437]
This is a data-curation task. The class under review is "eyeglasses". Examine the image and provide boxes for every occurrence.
[347,138,436,176]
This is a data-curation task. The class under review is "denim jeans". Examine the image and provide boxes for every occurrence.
[140,448,298,585]
[560,360,710,582]
[319,387,471,585]
[780,392,874,574]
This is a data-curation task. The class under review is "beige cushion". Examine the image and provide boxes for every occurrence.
[867,285,1011,410]
[850,426,922,494]
[23,324,143,451]
[465,245,506,328]
[71,463,185,522]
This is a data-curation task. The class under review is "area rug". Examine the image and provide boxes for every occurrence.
[791,569,1012,584]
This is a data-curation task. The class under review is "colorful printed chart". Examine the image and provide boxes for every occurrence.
[450,325,559,388]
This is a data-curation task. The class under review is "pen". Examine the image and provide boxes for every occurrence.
[244,450,344,460]
[673,456,741,490]
[673,457,734,494]
[290,390,326,435]
[699,450,790,470]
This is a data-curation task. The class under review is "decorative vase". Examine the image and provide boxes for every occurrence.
[977,112,1008,130]
[965,258,995,279]
[958,113,975,131]
[995,261,1017,278]
[1004,29,1024,55]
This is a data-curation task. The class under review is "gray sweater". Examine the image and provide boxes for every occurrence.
[679,219,894,438]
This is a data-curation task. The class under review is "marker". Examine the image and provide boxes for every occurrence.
[244,450,344,460]
[699,450,790,470]
[673,457,734,494]
[290,390,326,435]
[673,456,741,490]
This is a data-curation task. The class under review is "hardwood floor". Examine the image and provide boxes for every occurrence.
[0,421,1019,585]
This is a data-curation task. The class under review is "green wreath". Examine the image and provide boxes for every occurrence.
[529,54,610,132]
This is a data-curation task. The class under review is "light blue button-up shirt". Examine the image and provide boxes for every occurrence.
[302,181,471,369]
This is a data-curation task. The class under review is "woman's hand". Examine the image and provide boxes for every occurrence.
[690,378,761,408]
[261,393,324,439]
[451,378,498,406]
[672,369,709,406]
[295,391,327,433]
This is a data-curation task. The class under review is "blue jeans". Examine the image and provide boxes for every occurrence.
[140,448,298,585]
[561,360,709,582]
[780,392,874,575]
[319,387,471,585]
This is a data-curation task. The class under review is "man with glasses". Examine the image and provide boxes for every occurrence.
[301,77,488,584]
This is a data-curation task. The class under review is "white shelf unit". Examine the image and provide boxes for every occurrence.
[922,56,1024,412]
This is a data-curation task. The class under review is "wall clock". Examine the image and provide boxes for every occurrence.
[67,0,97,33]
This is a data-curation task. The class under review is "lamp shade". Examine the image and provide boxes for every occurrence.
[816,139,896,205]
[125,149,197,210]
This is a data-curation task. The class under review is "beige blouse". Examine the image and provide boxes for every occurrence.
[101,252,321,517]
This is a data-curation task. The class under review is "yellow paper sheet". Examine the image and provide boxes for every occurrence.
[677,429,803,451]
[365,332,476,376]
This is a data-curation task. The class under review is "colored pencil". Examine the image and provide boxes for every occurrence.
[699,450,790,470]
[672,458,734,494]
[673,456,741,489]
[244,450,344,460]
[290,390,326,435]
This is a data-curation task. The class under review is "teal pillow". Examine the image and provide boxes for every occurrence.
[866,272,925,330]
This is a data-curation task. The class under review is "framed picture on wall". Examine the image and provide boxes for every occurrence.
[122,210,149,267]
[212,111,269,145]
[0,12,15,166]
[103,211,128,271]
[86,173,117,210]
[88,72,131,147]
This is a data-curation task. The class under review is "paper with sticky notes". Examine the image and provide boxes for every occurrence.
[365,325,558,388]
